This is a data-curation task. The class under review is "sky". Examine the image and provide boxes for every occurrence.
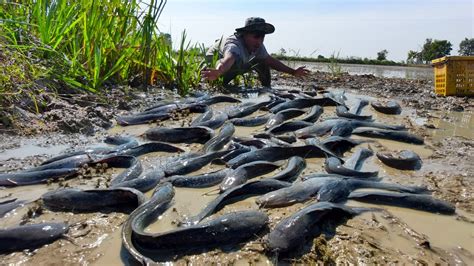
[157,0,473,62]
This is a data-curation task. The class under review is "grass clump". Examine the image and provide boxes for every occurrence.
[0,0,205,103]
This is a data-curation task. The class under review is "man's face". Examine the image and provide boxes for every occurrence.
[243,31,265,53]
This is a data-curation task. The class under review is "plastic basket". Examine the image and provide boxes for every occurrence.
[432,56,474,96]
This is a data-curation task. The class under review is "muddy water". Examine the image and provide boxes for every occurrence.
[299,61,433,80]
[1,88,473,265]
[429,111,474,141]
[0,143,69,161]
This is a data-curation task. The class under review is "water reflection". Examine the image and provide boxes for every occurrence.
[298,61,432,80]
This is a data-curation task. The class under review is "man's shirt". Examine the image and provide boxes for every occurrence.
[206,34,269,67]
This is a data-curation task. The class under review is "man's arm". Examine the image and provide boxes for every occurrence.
[201,52,236,81]
[264,55,310,77]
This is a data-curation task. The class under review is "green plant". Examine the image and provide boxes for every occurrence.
[327,51,343,77]
[0,0,213,104]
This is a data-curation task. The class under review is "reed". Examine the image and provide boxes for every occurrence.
[0,0,205,97]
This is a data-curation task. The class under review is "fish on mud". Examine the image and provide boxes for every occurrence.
[144,126,214,144]
[42,187,146,213]
[348,191,455,214]
[266,202,366,254]
[267,156,306,182]
[324,148,378,178]
[212,143,252,164]
[0,222,69,254]
[270,97,340,113]
[122,183,175,265]
[266,121,313,135]
[191,111,228,129]
[0,168,78,186]
[351,128,424,144]
[371,100,402,115]
[226,100,272,119]
[0,198,26,218]
[230,114,270,127]
[93,155,143,186]
[220,160,282,192]
[163,150,231,176]
[144,102,208,115]
[336,105,372,120]
[233,137,276,149]
[116,113,170,126]
[323,90,347,105]
[200,95,241,105]
[376,150,422,170]
[39,136,139,166]
[25,154,93,173]
[265,108,306,129]
[300,105,324,123]
[202,122,235,153]
[300,172,382,181]
[111,169,166,193]
[254,132,297,144]
[165,168,231,188]
[295,118,406,138]
[256,177,429,207]
[227,145,338,169]
[184,179,291,226]
[190,108,214,126]
[115,142,184,157]
[104,135,138,146]
[311,136,369,156]
[133,210,268,254]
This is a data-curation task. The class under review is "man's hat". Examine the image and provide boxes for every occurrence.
[235,17,275,34]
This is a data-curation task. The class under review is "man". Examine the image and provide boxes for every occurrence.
[201,17,309,87]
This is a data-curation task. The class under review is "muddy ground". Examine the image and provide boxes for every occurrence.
[0,71,473,265]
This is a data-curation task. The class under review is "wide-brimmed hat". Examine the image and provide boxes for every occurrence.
[235,17,275,34]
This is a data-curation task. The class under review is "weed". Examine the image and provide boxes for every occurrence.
[328,51,343,77]
[1,0,206,98]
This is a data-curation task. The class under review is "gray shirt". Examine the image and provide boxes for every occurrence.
[206,34,269,67]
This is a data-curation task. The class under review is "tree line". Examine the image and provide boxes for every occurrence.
[273,38,473,66]
[406,38,473,64]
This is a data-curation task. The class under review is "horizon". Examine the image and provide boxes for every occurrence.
[157,0,473,62]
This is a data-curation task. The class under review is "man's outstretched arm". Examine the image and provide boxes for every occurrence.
[202,52,236,81]
[264,55,310,77]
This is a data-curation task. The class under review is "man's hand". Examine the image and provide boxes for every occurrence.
[292,66,310,77]
[201,68,221,81]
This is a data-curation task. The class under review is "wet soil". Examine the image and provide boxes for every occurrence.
[0,71,473,265]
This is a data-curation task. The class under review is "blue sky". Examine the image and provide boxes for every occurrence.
[158,0,473,61]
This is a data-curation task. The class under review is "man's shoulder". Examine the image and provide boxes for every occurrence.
[224,34,243,46]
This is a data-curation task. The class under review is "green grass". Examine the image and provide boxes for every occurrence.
[0,0,205,101]
[327,52,343,77]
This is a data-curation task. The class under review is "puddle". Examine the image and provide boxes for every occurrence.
[428,111,474,141]
[0,142,69,161]
[348,200,474,262]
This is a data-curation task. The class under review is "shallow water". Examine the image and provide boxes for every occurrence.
[429,111,474,141]
[0,142,69,161]
[298,61,433,80]
[0,87,473,265]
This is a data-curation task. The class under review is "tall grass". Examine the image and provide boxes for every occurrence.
[0,0,203,96]
[328,51,343,77]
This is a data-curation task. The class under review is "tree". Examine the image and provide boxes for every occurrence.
[459,38,474,56]
[278,48,287,56]
[407,50,422,64]
[421,38,452,63]
[377,49,388,61]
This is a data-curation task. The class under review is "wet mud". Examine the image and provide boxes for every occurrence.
[0,72,473,265]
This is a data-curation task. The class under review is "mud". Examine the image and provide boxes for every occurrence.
[0,71,473,265]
